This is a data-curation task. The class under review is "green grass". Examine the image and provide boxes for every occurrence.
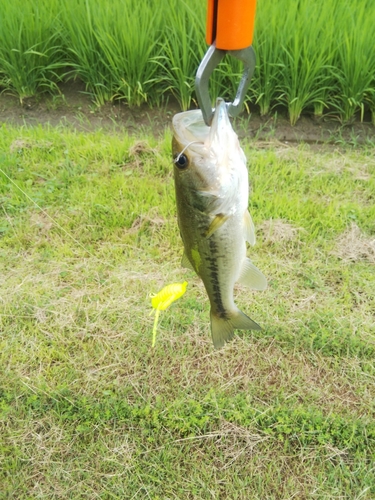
[1,123,375,498]
[0,0,375,123]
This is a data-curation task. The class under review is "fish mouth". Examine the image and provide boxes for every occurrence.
[172,109,209,148]
[172,99,235,152]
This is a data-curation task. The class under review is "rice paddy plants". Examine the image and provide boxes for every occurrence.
[0,0,64,102]
[61,0,165,106]
[156,0,206,110]
[274,1,338,125]
[251,3,283,117]
[1,121,375,497]
[0,0,374,124]
[331,0,375,123]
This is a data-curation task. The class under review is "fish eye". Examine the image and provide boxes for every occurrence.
[174,153,189,169]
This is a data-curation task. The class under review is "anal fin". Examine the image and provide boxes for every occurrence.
[238,258,267,290]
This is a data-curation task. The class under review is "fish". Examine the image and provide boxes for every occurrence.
[172,98,267,349]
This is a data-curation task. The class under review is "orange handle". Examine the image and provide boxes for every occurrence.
[206,0,257,50]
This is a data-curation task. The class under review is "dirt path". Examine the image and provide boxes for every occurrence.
[1,83,374,145]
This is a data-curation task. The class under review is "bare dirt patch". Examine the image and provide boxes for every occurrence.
[258,219,304,244]
[333,223,375,263]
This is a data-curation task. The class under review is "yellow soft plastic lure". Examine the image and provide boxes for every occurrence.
[150,281,188,347]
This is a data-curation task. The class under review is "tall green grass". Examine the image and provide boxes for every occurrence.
[251,0,283,117]
[275,0,338,125]
[60,0,165,106]
[0,0,374,123]
[0,0,64,101]
[332,0,375,123]
[155,0,205,110]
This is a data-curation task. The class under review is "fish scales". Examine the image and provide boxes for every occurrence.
[172,98,267,348]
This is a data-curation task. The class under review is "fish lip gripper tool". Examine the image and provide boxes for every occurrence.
[195,0,258,126]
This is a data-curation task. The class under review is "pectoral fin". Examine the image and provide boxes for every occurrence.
[205,213,230,238]
[238,258,267,290]
[244,210,256,246]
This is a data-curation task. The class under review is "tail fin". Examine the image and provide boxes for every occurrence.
[210,309,262,349]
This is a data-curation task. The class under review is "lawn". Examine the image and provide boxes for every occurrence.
[0,122,374,498]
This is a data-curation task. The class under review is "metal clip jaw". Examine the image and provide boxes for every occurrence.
[195,45,256,126]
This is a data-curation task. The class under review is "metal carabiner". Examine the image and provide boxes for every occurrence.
[195,44,256,126]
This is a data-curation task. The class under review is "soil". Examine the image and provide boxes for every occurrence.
[1,82,374,144]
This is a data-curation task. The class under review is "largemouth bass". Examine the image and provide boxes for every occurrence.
[172,98,267,348]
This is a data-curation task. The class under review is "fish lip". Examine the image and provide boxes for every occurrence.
[172,109,208,149]
[172,98,237,159]
[211,98,229,128]
[206,98,234,148]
